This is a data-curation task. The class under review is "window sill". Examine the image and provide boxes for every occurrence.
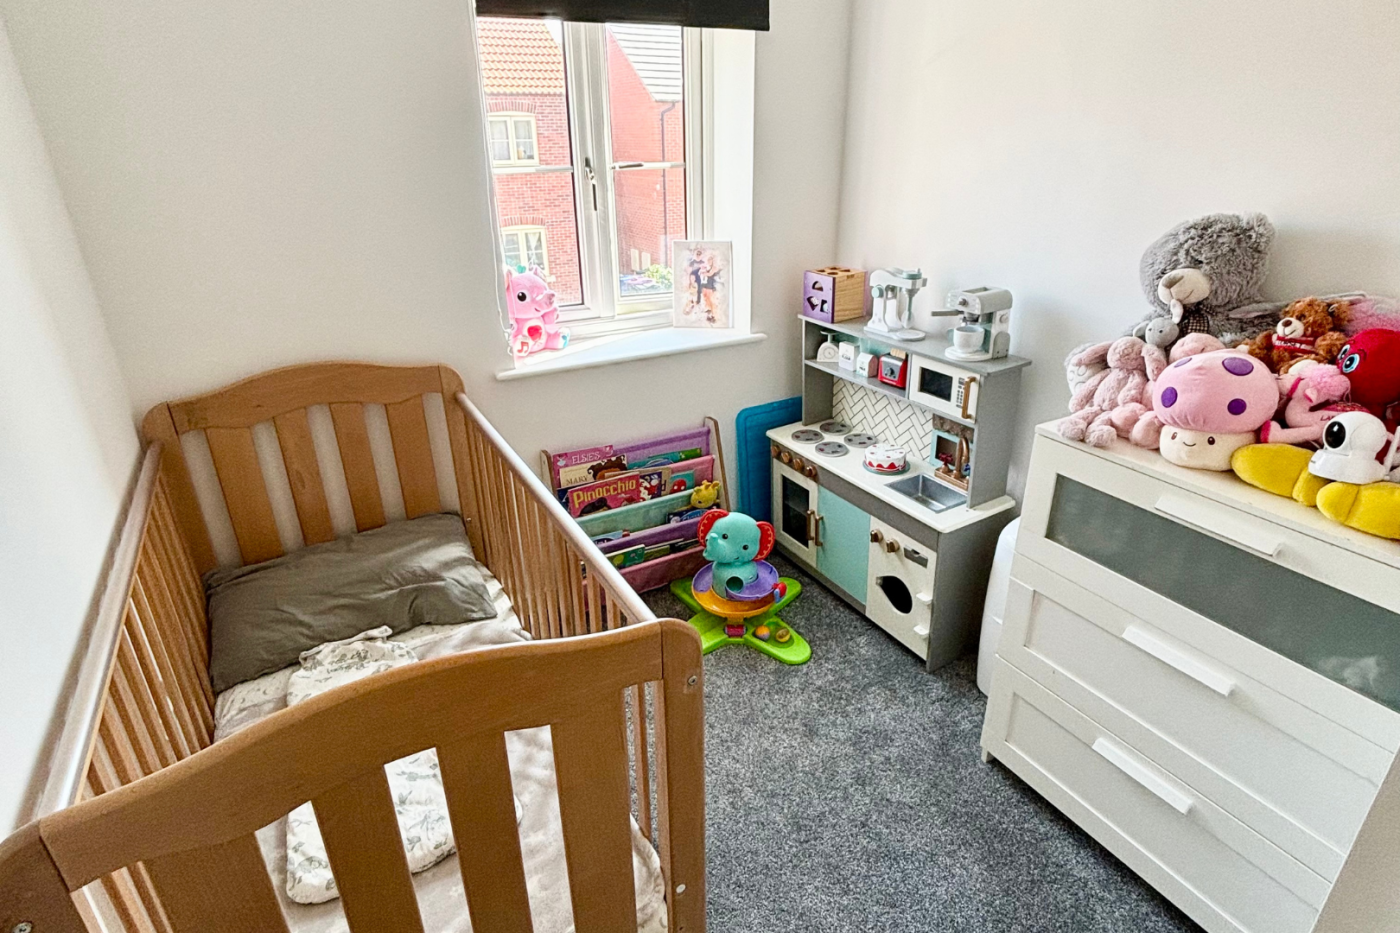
[495,327,766,381]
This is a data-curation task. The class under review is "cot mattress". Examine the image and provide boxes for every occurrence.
[212,571,668,933]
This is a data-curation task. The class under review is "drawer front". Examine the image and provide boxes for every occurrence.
[1019,435,1400,750]
[1002,557,1390,878]
[865,518,934,659]
[983,663,1325,933]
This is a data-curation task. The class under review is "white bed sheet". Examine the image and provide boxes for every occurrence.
[213,572,668,933]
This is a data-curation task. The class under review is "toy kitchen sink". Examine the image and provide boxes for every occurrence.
[771,311,1031,671]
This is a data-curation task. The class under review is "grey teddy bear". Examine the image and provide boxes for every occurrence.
[1135,212,1285,347]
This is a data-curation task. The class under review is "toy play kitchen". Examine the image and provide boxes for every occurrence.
[779,270,1031,670]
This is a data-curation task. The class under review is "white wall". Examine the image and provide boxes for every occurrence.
[0,0,853,491]
[0,20,138,828]
[838,0,1400,497]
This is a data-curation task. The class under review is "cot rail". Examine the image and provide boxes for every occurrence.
[3,621,706,933]
[455,391,656,637]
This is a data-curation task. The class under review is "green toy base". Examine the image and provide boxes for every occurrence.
[669,577,811,665]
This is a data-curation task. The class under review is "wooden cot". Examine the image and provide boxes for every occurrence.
[1,362,705,933]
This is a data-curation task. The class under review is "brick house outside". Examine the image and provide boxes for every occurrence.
[477,18,686,307]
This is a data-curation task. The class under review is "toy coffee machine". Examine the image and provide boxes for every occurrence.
[941,287,1013,362]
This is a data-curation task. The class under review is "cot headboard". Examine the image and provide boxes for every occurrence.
[142,362,481,573]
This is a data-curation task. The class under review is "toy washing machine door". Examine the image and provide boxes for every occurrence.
[865,517,935,660]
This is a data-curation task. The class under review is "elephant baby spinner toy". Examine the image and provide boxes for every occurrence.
[668,510,810,665]
[506,267,570,359]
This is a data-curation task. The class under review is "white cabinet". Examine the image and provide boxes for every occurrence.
[983,425,1400,933]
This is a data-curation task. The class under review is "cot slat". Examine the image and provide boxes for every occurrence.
[109,656,162,777]
[438,733,532,933]
[330,403,387,532]
[129,863,174,933]
[439,369,484,556]
[118,631,178,769]
[141,405,218,574]
[553,702,638,933]
[273,408,336,545]
[312,768,425,933]
[131,579,208,751]
[124,599,194,761]
[116,636,176,767]
[385,396,441,519]
[205,426,283,564]
[138,547,213,735]
[152,479,210,658]
[144,834,290,933]
[100,869,157,933]
[97,706,143,787]
[144,517,215,717]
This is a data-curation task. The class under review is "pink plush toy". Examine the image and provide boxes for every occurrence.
[506,267,569,359]
[1058,336,1167,448]
[1129,333,1225,448]
[1143,349,1280,470]
[1258,364,1365,446]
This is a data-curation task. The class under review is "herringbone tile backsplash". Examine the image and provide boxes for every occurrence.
[833,381,933,457]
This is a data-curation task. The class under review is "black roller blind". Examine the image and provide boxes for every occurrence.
[475,0,768,30]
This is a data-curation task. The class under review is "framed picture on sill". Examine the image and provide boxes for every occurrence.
[672,240,733,329]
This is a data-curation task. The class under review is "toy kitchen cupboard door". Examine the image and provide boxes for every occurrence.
[816,487,870,604]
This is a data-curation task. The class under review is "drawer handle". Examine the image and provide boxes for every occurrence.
[1092,737,1195,815]
[1122,625,1235,698]
[1152,494,1283,558]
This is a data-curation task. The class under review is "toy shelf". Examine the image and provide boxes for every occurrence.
[802,358,978,429]
[803,315,1032,378]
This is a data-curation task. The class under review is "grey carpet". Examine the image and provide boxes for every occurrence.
[643,554,1202,933]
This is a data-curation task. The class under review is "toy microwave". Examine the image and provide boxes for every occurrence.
[909,354,979,422]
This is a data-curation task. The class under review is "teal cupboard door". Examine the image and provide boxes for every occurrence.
[817,487,870,605]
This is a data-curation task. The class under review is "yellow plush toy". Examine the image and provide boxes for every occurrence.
[1231,444,1330,507]
[1316,482,1400,539]
[1232,412,1400,540]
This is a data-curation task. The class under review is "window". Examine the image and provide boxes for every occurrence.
[475,16,705,336]
[488,113,539,166]
[502,225,549,272]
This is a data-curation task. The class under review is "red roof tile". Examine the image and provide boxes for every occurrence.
[476,18,565,95]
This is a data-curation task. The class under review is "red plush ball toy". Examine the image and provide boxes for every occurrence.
[1337,329,1400,429]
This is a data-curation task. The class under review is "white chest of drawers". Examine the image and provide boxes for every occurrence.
[982,424,1400,933]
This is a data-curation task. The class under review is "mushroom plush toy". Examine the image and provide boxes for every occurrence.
[1146,350,1280,470]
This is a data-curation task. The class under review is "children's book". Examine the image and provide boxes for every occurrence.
[562,467,670,518]
[556,453,628,490]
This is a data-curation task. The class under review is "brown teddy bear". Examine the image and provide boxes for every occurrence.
[1243,296,1351,373]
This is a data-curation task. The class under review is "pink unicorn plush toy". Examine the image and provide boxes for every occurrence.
[1259,364,1365,447]
[506,267,569,359]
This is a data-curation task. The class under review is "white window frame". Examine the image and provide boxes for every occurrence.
[500,224,549,273]
[487,112,540,167]
[482,20,709,341]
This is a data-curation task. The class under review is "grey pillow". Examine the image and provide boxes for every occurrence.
[206,513,497,692]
